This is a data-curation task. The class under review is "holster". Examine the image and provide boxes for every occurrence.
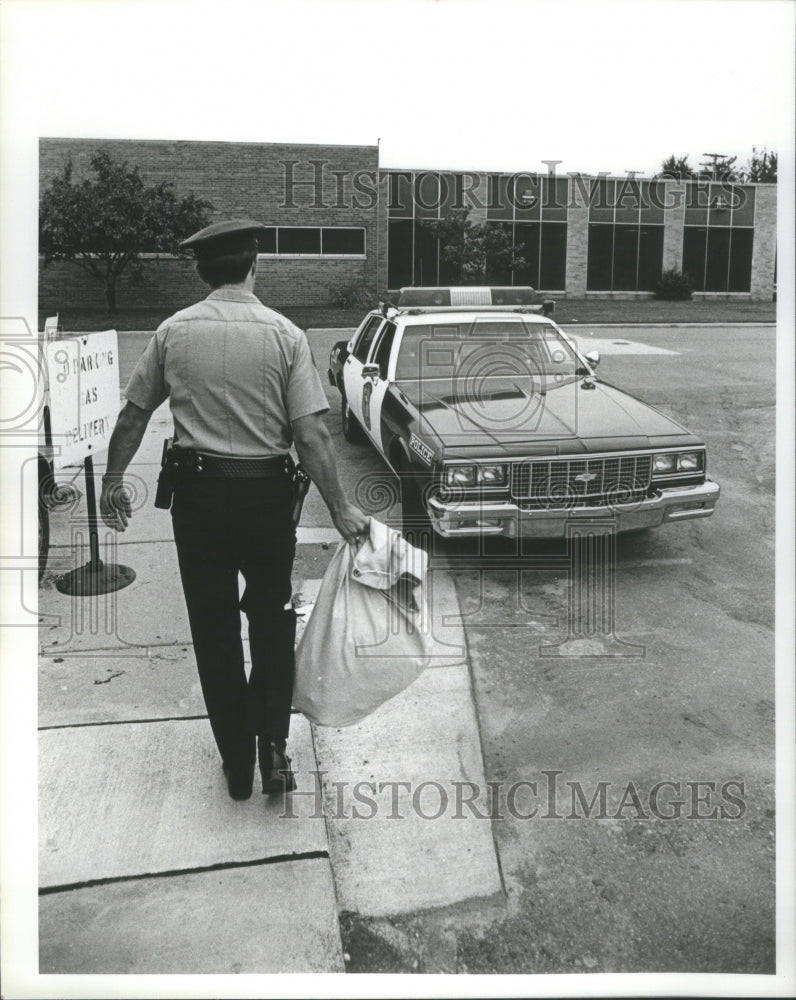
[154,438,175,509]
[291,465,311,527]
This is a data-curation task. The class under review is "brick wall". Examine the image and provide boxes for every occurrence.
[662,181,686,272]
[39,138,381,310]
[564,180,589,297]
[750,184,777,301]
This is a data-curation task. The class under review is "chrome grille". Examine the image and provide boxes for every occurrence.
[511,454,653,507]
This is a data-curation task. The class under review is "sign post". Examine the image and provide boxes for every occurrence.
[44,330,135,596]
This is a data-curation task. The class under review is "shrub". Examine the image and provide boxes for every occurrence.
[655,269,694,301]
[328,281,375,310]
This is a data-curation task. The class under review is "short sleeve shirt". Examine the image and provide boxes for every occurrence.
[124,288,329,457]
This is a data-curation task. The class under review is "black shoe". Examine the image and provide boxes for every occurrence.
[222,762,255,801]
[258,736,297,795]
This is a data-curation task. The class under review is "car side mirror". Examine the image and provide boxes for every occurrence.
[584,350,600,368]
[361,364,380,381]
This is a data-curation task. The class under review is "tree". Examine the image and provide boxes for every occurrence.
[420,208,526,285]
[657,155,697,180]
[744,146,777,182]
[40,150,213,312]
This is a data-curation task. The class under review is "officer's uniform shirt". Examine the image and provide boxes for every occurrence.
[125,288,329,457]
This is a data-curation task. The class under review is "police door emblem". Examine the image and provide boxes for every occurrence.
[362,380,373,430]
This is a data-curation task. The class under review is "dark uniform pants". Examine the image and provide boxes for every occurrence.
[171,476,296,770]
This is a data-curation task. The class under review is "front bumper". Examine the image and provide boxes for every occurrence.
[426,479,721,538]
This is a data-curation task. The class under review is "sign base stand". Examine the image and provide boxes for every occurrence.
[56,559,136,596]
[55,455,137,598]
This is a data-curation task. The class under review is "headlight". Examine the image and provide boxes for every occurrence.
[445,465,477,486]
[677,452,701,471]
[443,464,507,487]
[652,451,703,476]
[653,454,676,474]
[480,464,507,486]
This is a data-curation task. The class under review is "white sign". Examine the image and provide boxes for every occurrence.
[44,330,120,470]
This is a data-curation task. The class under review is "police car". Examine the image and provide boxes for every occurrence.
[328,287,720,539]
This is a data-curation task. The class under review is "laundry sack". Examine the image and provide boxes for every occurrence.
[293,519,433,727]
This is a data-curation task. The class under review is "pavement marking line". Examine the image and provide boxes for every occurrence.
[38,715,328,886]
[40,859,345,974]
[296,568,503,917]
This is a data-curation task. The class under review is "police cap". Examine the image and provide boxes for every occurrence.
[179,219,267,258]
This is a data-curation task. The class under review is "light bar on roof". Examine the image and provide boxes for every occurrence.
[396,286,539,307]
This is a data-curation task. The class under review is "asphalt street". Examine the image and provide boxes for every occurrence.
[306,321,777,973]
[38,320,776,976]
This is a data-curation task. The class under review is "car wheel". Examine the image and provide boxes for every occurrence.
[398,460,433,549]
[341,392,366,443]
[38,496,50,583]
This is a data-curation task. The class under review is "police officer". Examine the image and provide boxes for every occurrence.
[99,219,369,801]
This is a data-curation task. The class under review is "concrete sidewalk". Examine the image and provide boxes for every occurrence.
[38,409,501,973]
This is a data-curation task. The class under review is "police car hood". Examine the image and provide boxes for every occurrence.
[397,376,696,453]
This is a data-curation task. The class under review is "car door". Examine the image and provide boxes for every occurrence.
[360,320,398,454]
[342,314,383,426]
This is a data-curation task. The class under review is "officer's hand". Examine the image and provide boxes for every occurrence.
[100,480,133,532]
[332,503,370,546]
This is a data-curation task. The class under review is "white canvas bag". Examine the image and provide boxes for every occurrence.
[293,519,432,727]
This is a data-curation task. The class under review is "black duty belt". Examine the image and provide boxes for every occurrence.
[168,448,293,479]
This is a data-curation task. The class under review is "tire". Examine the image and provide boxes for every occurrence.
[398,460,433,549]
[38,496,50,584]
[341,391,366,443]
[38,456,53,584]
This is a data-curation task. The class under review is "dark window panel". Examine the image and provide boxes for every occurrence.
[413,219,439,285]
[705,226,731,291]
[731,185,756,227]
[587,224,614,290]
[257,228,277,253]
[589,178,615,222]
[637,225,664,291]
[487,174,514,221]
[484,222,514,285]
[514,175,542,220]
[539,222,567,290]
[612,224,640,290]
[387,219,413,288]
[415,172,441,220]
[542,176,569,221]
[728,228,753,292]
[684,181,710,225]
[614,179,641,224]
[682,227,708,291]
[640,181,665,223]
[321,228,365,255]
[513,221,541,287]
[388,172,414,218]
[708,183,733,227]
[278,228,321,254]
[439,173,460,217]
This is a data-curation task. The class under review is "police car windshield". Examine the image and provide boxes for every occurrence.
[394,321,582,382]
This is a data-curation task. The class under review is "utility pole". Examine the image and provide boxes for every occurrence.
[700,153,729,180]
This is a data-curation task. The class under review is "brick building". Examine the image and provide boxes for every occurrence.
[39,138,777,311]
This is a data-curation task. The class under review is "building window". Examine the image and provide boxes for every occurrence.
[387,219,413,288]
[683,226,753,292]
[257,226,365,257]
[586,179,664,291]
[385,170,567,290]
